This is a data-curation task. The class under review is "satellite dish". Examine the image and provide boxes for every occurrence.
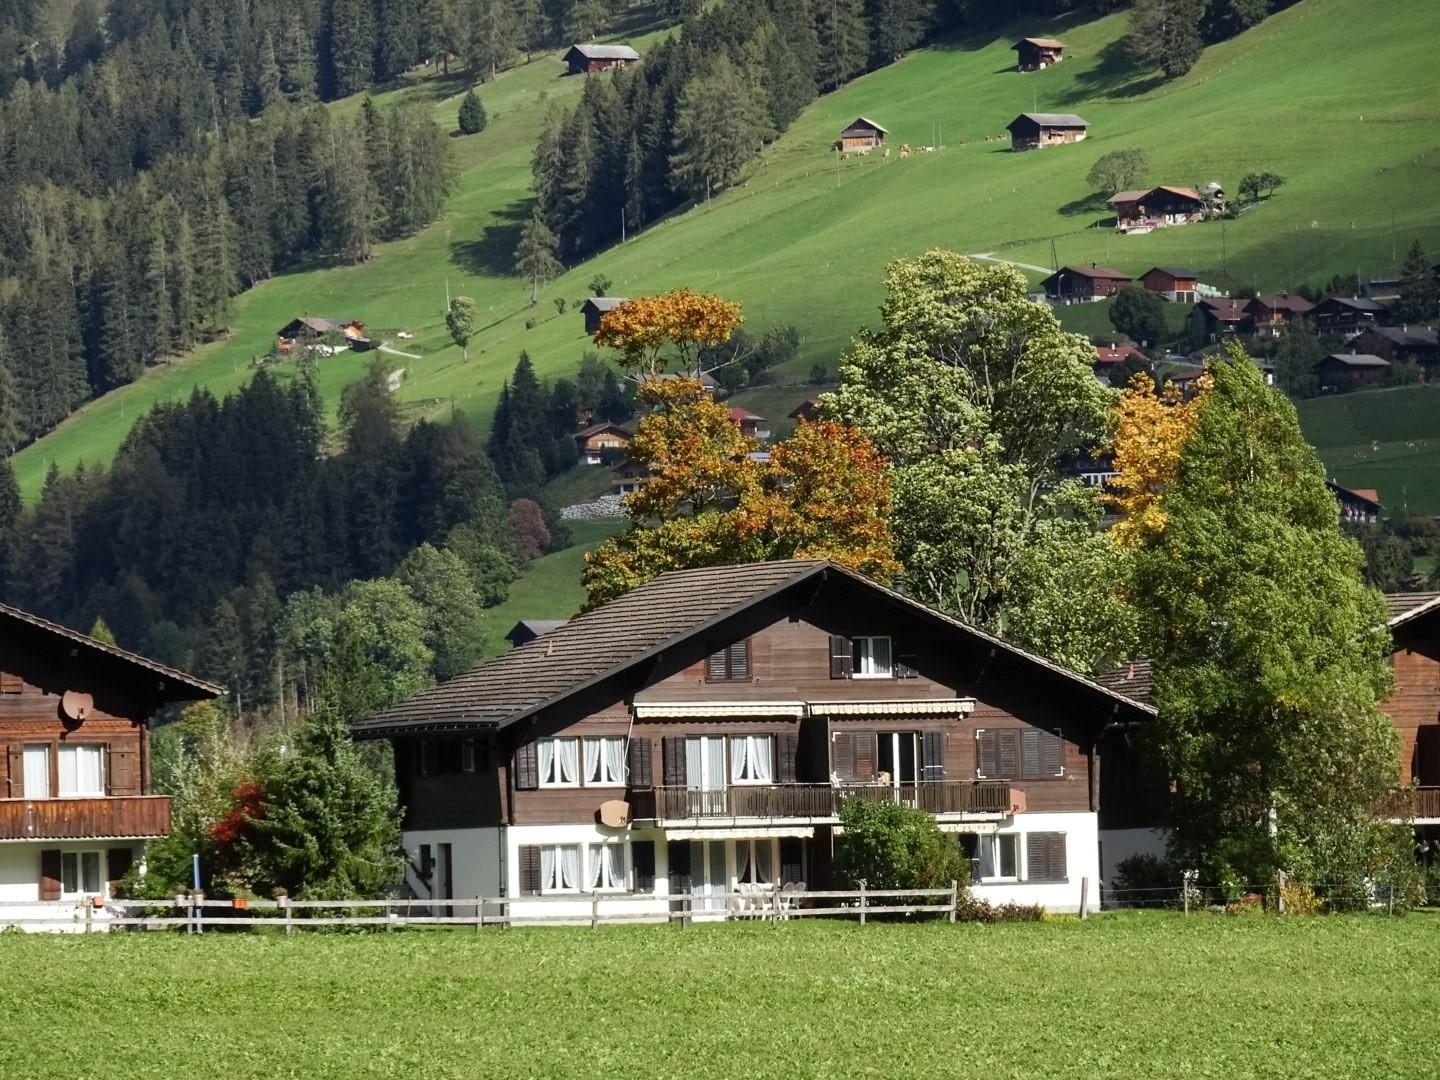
[1008,788,1028,815]
[61,690,93,722]
[597,800,631,829]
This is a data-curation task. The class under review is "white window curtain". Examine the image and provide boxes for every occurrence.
[59,745,104,796]
[586,737,624,784]
[730,736,748,783]
[538,740,556,785]
[23,745,50,799]
[556,740,578,784]
[589,844,625,890]
[704,737,725,791]
[541,846,557,890]
[560,846,580,890]
[754,838,773,884]
[979,837,996,880]
[685,737,702,788]
[584,738,604,784]
[747,736,772,782]
[604,738,625,784]
[736,841,752,884]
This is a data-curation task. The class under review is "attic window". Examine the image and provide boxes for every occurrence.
[705,640,751,682]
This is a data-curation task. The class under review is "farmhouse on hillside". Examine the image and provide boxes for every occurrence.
[1140,266,1199,303]
[1011,37,1065,71]
[581,297,628,335]
[728,406,768,440]
[1108,187,1206,232]
[1196,296,1249,336]
[1328,480,1383,523]
[834,117,888,152]
[1353,325,1440,372]
[574,421,630,465]
[1315,352,1390,389]
[789,398,820,422]
[1041,265,1132,302]
[1245,294,1313,337]
[1007,112,1088,151]
[1311,295,1388,336]
[276,317,367,353]
[0,602,221,930]
[352,560,1155,917]
[564,43,639,75]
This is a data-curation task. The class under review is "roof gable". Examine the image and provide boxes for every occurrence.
[1012,112,1088,128]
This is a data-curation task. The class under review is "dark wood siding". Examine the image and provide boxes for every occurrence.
[1387,628,1440,786]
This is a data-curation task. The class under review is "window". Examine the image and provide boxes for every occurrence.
[730,735,773,784]
[584,737,626,786]
[975,729,1064,780]
[461,738,478,774]
[414,739,437,778]
[539,844,581,892]
[705,640,751,682]
[58,745,104,796]
[588,844,626,891]
[61,851,103,897]
[736,838,774,885]
[537,738,580,787]
[852,636,893,678]
[23,744,50,799]
[978,834,1019,881]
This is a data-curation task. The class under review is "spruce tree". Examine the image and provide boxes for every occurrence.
[1127,0,1206,78]
[321,0,375,99]
[0,456,20,597]
[277,13,317,101]
[814,0,868,90]
[1392,239,1438,324]
[458,88,487,134]
[514,206,562,304]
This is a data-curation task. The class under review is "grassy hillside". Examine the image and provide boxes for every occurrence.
[1296,384,1440,512]
[13,0,1440,502]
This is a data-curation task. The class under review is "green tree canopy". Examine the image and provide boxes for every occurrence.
[1086,148,1149,197]
[833,797,970,891]
[458,88,487,134]
[1109,285,1169,349]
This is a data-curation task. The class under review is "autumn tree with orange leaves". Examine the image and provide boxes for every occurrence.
[593,287,743,376]
[1107,371,1209,547]
[582,376,898,607]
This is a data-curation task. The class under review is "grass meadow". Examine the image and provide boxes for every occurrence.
[13,0,1440,503]
[0,915,1436,1077]
[1295,384,1440,512]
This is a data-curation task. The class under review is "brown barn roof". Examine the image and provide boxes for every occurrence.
[568,43,640,61]
[1011,112,1089,129]
[355,560,1154,736]
[1388,593,1440,627]
[1146,266,1198,280]
[841,116,889,135]
[1013,37,1065,49]
[1094,659,1154,704]
[1320,353,1389,369]
[1250,294,1313,314]
[1058,265,1130,280]
[574,421,630,439]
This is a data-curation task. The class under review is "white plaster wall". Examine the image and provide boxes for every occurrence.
[0,841,138,933]
[504,822,670,922]
[968,812,1099,914]
[401,827,503,904]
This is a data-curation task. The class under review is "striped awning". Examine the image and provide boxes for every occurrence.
[633,702,806,719]
[813,699,975,717]
[661,825,815,840]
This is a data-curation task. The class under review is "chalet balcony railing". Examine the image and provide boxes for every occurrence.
[0,796,172,841]
[631,782,1012,822]
[1385,787,1440,821]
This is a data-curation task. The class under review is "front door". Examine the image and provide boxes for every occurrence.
[689,840,728,912]
[685,736,727,816]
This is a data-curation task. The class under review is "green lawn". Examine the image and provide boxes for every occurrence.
[14,0,1440,501]
[1,916,1436,1077]
[1296,384,1440,512]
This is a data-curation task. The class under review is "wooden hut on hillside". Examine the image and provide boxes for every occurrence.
[1007,113,1088,151]
[834,117,888,152]
[564,43,639,75]
[1012,38,1065,71]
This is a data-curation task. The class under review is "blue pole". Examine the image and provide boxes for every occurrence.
[192,853,202,934]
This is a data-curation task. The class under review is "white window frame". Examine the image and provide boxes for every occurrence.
[851,636,894,679]
[583,737,626,787]
[587,843,627,893]
[60,850,104,898]
[537,738,581,788]
[58,744,105,797]
[539,844,582,894]
[23,743,51,799]
[978,833,1020,883]
[729,734,774,785]
[734,837,775,886]
[461,738,477,774]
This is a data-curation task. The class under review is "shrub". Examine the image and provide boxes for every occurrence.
[1225,893,1266,916]
[458,89,486,135]
[1113,853,1174,908]
[953,895,1046,923]
[833,798,969,892]
[1278,879,1320,916]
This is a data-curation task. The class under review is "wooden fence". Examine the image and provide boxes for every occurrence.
[0,881,985,932]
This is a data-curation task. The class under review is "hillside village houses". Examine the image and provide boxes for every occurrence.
[276,316,368,354]
[1246,293,1313,338]
[1328,481,1382,524]
[1315,352,1390,390]
[1011,37,1065,72]
[1140,266,1199,303]
[574,421,630,465]
[0,603,220,930]
[1007,113,1088,151]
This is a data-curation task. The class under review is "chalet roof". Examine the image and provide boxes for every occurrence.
[1107,190,1150,204]
[728,406,765,421]
[649,371,720,389]
[1146,266,1198,279]
[841,116,888,135]
[1388,593,1440,628]
[789,398,820,419]
[1320,353,1389,368]
[1011,112,1089,129]
[582,296,628,312]
[1315,295,1386,313]
[355,560,1155,736]
[568,43,640,60]
[1054,265,1130,281]
[1095,345,1144,364]
[281,317,360,334]
[1368,325,1439,347]
[1327,480,1382,509]
[1013,37,1064,49]
[1198,297,1248,321]
[1152,185,1202,201]
[1094,659,1153,705]
[504,619,568,644]
[574,421,630,439]
[0,600,223,700]
[1250,294,1313,314]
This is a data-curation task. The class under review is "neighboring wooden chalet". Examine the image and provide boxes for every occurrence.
[574,421,630,465]
[1140,266,1198,303]
[1245,294,1313,337]
[1310,295,1387,336]
[789,398,821,422]
[1353,325,1440,371]
[1007,112,1088,151]
[1197,297,1249,336]
[564,43,639,75]
[1328,480,1382,523]
[1041,265,1132,302]
[728,406,768,440]
[277,317,367,353]
[1094,345,1147,385]
[353,560,1154,917]
[1108,187,1206,233]
[611,463,648,496]
[0,603,220,930]
[835,117,888,153]
[648,371,721,394]
[1315,352,1390,389]
[1011,37,1065,71]
[581,297,628,335]
[504,620,568,650]
[1385,594,1440,829]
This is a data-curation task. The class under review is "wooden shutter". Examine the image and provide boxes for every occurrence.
[514,742,539,790]
[107,742,139,796]
[1021,730,1042,779]
[828,635,853,679]
[894,645,919,679]
[631,841,655,891]
[776,732,799,784]
[704,640,750,682]
[705,647,728,682]
[921,731,945,781]
[1041,730,1063,776]
[627,736,653,788]
[852,732,876,781]
[661,736,686,787]
[1020,730,1063,779]
[780,837,804,885]
[997,731,1021,779]
[40,849,61,900]
[1026,832,1067,883]
[107,847,134,885]
[666,840,691,897]
[518,845,541,895]
[0,671,21,693]
[4,744,20,797]
[831,733,854,780]
[976,731,997,778]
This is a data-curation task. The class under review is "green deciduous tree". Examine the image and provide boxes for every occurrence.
[1273,321,1322,398]
[446,295,477,357]
[1087,148,1149,197]
[515,206,563,304]
[394,542,489,680]
[1109,285,1169,348]
[1131,343,1407,898]
[833,797,970,891]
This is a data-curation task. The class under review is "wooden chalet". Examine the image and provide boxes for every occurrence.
[574,421,630,465]
[835,117,888,153]
[1041,265,1131,303]
[728,406,768,440]
[581,297,628,335]
[1007,112,1088,151]
[1310,295,1388,336]
[0,603,220,929]
[1094,345,1148,385]
[1197,296,1249,336]
[276,317,367,353]
[353,560,1154,917]
[1245,294,1313,338]
[564,43,639,75]
[1140,266,1199,303]
[1386,594,1440,829]
[1011,37,1065,71]
[1315,352,1390,389]
[1108,187,1206,233]
[1328,480,1382,523]
[1353,325,1440,372]
[789,398,821,422]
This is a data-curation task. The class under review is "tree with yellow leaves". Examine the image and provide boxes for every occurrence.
[593,287,743,376]
[1107,371,1208,547]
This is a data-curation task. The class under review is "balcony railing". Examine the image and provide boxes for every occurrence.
[1385,787,1440,821]
[0,796,172,840]
[631,782,1012,822]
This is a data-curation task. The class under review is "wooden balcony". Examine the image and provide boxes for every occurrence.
[0,796,172,840]
[1386,787,1440,821]
[631,782,1012,822]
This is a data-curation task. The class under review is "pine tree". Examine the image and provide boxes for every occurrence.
[0,333,24,452]
[669,56,775,201]
[864,0,932,67]
[1392,239,1439,324]
[88,616,117,645]
[0,456,20,597]
[317,120,381,263]
[814,0,868,90]
[374,0,420,82]
[277,13,317,101]
[458,88,487,134]
[321,0,375,99]
[514,206,562,304]
[255,29,283,112]
[1127,0,1206,78]
[468,0,519,81]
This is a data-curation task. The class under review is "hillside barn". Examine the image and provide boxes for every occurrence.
[1141,267,1198,303]
[1041,265,1131,303]
[276,317,367,354]
[834,117,888,152]
[564,44,639,75]
[1197,297,1249,336]
[1108,186,1206,232]
[1007,113,1088,151]
[1012,38,1065,71]
[1315,352,1390,390]
[581,297,628,335]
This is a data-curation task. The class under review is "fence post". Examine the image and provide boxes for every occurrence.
[949,879,958,924]
[859,880,867,926]
[84,897,93,934]
[1388,884,1394,916]
[772,883,781,924]
[1079,876,1089,920]
[476,897,484,932]
[1182,870,1195,916]
[591,892,599,930]
[684,893,692,928]
[281,895,292,937]
[1276,870,1286,915]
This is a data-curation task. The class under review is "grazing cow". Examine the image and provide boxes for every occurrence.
[882,147,891,159]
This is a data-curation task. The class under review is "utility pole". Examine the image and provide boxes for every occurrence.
[620,209,625,245]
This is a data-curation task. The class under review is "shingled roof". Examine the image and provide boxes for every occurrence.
[356,560,1154,737]
[1388,592,1440,628]
[1094,659,1153,705]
